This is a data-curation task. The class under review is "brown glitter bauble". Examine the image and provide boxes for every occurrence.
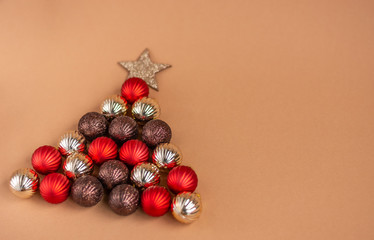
[98,160,129,190]
[78,112,108,140]
[108,184,139,216]
[142,119,172,148]
[71,175,104,207]
[108,116,138,142]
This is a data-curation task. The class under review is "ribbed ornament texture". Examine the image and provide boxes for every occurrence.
[152,143,182,169]
[100,95,127,118]
[108,184,139,216]
[132,97,160,122]
[98,160,129,190]
[39,173,71,204]
[171,192,202,224]
[119,139,149,166]
[63,152,93,180]
[130,163,160,188]
[121,77,149,103]
[88,137,118,165]
[167,166,198,193]
[31,145,62,175]
[141,186,171,217]
[9,168,39,199]
[58,131,85,156]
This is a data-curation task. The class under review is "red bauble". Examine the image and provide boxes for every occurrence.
[167,166,198,193]
[121,77,149,103]
[31,145,62,175]
[119,139,149,166]
[88,137,118,165]
[39,173,71,204]
[141,186,171,217]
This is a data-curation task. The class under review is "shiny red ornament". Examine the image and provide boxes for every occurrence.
[141,186,171,217]
[39,173,71,204]
[121,77,149,103]
[167,166,198,193]
[88,137,118,165]
[119,139,149,166]
[31,146,62,175]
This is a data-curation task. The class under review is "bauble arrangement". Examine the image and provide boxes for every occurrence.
[9,49,202,224]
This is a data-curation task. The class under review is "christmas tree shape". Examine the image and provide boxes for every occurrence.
[9,49,201,224]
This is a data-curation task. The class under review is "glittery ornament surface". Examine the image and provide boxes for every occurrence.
[108,116,138,142]
[100,95,127,118]
[130,163,160,188]
[119,49,171,91]
[171,192,202,224]
[63,152,93,180]
[108,184,139,216]
[132,97,160,122]
[78,112,108,140]
[98,160,129,190]
[58,131,85,156]
[152,143,182,169]
[71,175,104,207]
[9,168,39,199]
[142,119,172,147]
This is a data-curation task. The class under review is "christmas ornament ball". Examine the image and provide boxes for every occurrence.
[141,186,171,217]
[31,145,62,175]
[119,139,149,166]
[142,119,172,148]
[167,166,198,193]
[121,77,149,103]
[9,168,39,199]
[108,184,139,216]
[98,160,129,190]
[101,95,127,118]
[58,131,85,156]
[108,116,138,142]
[132,97,160,123]
[130,163,160,188]
[171,192,202,224]
[78,112,108,140]
[39,173,71,204]
[63,152,93,180]
[88,137,118,165]
[152,143,182,169]
[71,175,104,207]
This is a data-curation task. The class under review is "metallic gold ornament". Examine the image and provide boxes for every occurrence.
[152,143,182,169]
[171,192,202,224]
[130,163,160,188]
[132,97,160,122]
[58,131,85,156]
[119,49,171,91]
[100,95,127,118]
[63,152,93,180]
[9,168,39,198]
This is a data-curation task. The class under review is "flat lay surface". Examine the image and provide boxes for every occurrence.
[1,0,374,239]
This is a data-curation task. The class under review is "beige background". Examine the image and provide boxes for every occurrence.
[1,0,374,239]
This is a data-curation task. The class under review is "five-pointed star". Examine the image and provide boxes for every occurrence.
[119,49,171,91]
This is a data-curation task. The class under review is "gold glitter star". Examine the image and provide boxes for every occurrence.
[119,49,171,91]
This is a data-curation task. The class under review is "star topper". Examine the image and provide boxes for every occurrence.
[119,49,171,91]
